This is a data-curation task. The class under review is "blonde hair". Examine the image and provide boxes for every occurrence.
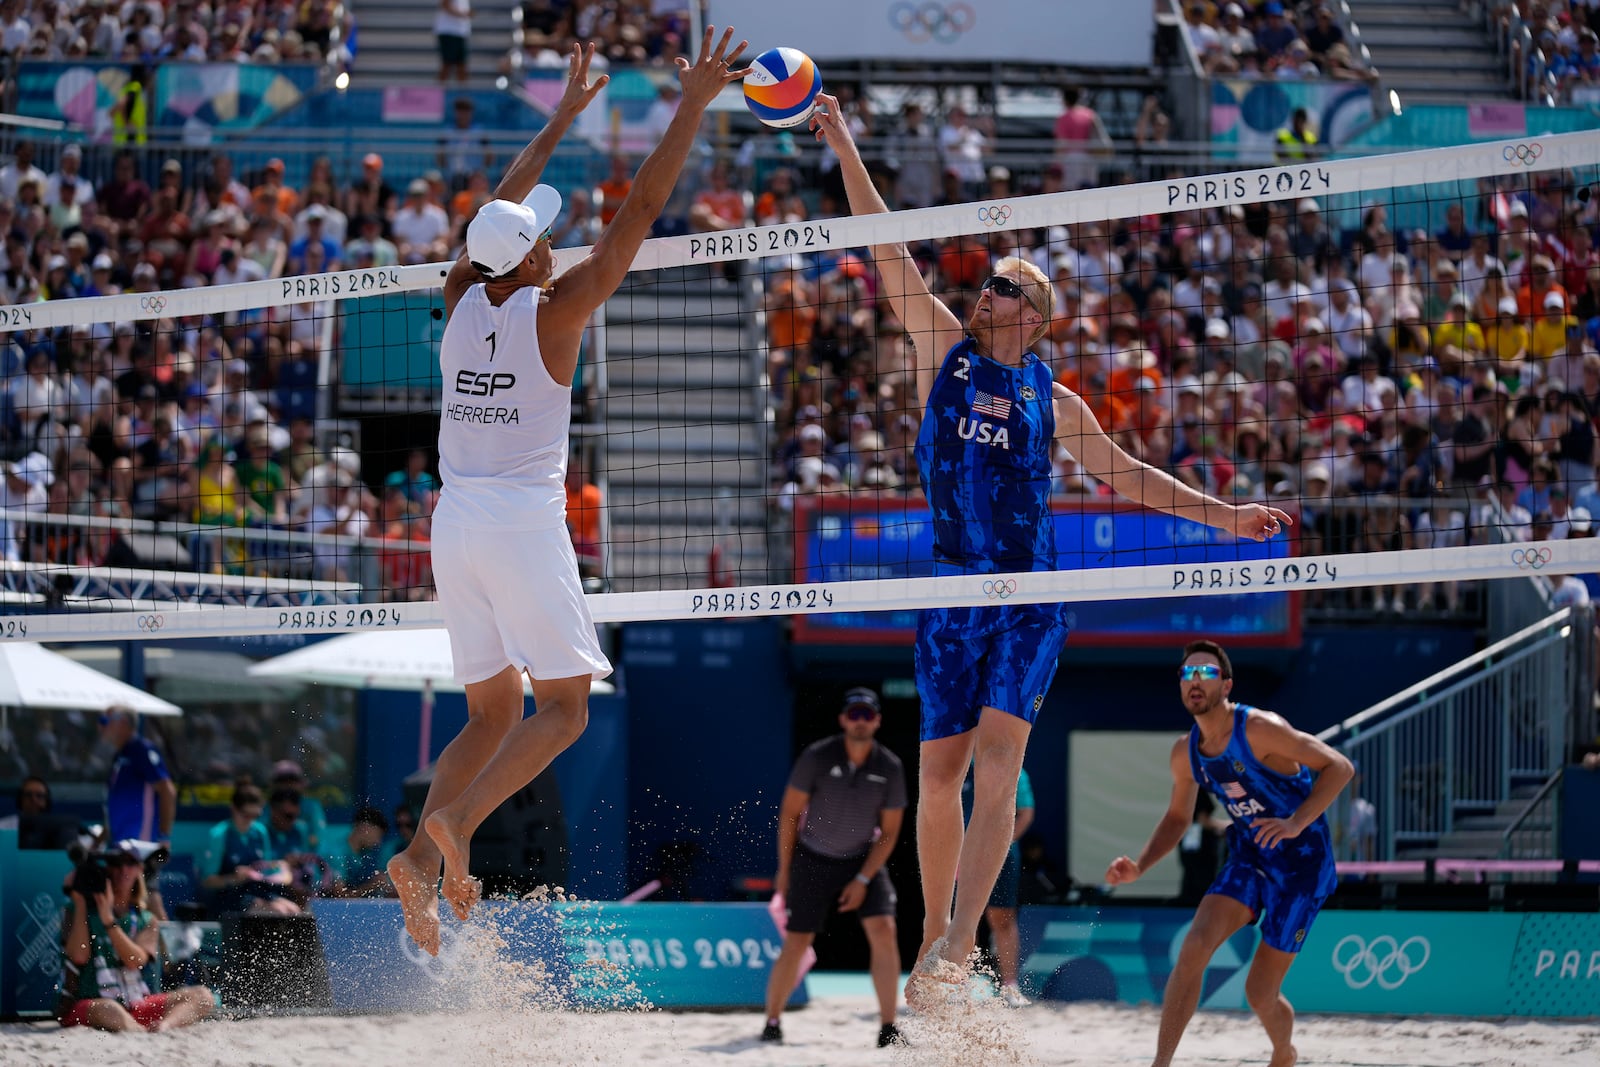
[994,255,1054,347]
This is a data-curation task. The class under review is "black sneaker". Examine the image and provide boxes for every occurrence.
[877,1023,903,1048]
[760,1021,783,1044]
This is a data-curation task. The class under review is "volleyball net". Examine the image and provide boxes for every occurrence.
[3,131,1600,642]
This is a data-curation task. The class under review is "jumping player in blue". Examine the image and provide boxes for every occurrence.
[1107,640,1352,1067]
[810,100,1293,1000]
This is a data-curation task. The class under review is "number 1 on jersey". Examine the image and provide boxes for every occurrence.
[486,331,497,361]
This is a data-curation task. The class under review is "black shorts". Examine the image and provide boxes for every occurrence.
[785,843,897,935]
[437,33,467,65]
[987,842,1020,909]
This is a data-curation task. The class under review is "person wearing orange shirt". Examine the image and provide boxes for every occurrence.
[764,258,819,355]
[565,453,603,579]
[596,155,632,227]
[1058,349,1132,437]
[1517,255,1566,318]
[690,160,749,232]
[253,158,300,217]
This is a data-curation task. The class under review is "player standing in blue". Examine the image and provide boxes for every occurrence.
[1106,641,1352,1067]
[810,100,1293,998]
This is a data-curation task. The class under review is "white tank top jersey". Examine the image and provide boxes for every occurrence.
[436,284,569,530]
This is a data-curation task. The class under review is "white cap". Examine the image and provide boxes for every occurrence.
[1204,318,1230,340]
[1571,506,1592,534]
[1545,290,1566,310]
[465,186,562,279]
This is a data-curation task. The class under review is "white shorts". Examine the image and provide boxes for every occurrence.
[431,518,613,685]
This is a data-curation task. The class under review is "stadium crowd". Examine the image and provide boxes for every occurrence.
[0,0,346,65]
[1182,1,1374,82]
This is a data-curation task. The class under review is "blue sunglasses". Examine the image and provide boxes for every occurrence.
[1180,664,1223,681]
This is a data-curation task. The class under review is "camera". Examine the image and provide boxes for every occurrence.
[64,836,171,898]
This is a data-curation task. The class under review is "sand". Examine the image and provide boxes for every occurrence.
[3,996,1596,1067]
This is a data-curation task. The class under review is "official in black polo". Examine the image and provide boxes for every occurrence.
[761,687,907,1048]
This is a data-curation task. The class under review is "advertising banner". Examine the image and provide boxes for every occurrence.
[0,830,73,1017]
[707,1,1156,68]
[313,899,803,1012]
[793,499,1296,646]
[1018,906,1600,1017]
[1210,80,1375,163]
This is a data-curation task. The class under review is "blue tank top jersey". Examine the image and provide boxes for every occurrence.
[1187,703,1336,873]
[914,337,1057,573]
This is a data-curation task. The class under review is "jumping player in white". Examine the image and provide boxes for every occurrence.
[388,31,749,955]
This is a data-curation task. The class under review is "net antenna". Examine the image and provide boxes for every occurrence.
[1,131,1598,642]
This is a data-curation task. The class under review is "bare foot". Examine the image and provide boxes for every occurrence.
[425,808,481,921]
[387,851,441,956]
[904,936,968,1012]
[1268,1045,1297,1067]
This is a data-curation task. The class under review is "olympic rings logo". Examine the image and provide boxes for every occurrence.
[136,614,164,631]
[1512,546,1552,570]
[888,1,976,43]
[138,295,167,313]
[977,204,1013,226]
[398,925,462,983]
[1503,142,1544,166]
[1331,934,1430,990]
[982,579,1017,601]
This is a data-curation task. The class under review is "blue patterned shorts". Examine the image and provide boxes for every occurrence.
[1207,850,1333,954]
[914,603,1071,742]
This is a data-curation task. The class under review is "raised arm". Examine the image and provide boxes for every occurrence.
[541,26,748,341]
[1105,736,1199,886]
[810,93,962,409]
[1053,382,1291,542]
[442,42,608,312]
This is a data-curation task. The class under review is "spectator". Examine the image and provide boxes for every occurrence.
[269,759,326,852]
[391,179,450,264]
[1303,4,1344,59]
[0,774,50,831]
[343,153,397,224]
[335,806,392,897]
[1255,1,1299,59]
[199,783,299,915]
[434,0,471,82]
[0,141,46,202]
[689,159,748,233]
[439,97,491,189]
[1274,107,1318,162]
[100,708,175,846]
[1053,87,1108,191]
[938,106,989,202]
[566,449,602,579]
[596,155,632,228]
[384,448,437,506]
[260,785,312,862]
[884,102,940,210]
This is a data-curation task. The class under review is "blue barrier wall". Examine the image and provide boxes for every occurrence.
[313,898,802,1011]
[1018,905,1600,1017]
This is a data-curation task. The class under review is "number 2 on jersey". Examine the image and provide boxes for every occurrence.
[953,355,970,380]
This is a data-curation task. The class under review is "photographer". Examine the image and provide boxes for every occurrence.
[58,843,214,1033]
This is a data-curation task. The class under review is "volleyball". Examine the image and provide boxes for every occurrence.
[742,47,822,129]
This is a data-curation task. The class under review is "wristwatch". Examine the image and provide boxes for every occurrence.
[854,872,871,885]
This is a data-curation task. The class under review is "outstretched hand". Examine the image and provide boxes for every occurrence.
[809,93,857,153]
[1231,503,1293,543]
[557,42,609,116]
[675,25,748,110]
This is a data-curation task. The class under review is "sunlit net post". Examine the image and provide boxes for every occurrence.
[1,134,1599,643]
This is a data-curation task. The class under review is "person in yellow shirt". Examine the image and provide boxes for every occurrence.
[1432,294,1486,378]
[1530,290,1576,361]
[1484,297,1529,377]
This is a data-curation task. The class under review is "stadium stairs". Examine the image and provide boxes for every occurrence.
[600,264,772,593]
[349,0,514,87]
[1348,0,1510,105]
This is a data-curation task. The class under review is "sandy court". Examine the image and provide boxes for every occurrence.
[4,996,1596,1067]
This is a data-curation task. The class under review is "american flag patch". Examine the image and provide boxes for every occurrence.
[972,391,1012,420]
[1222,781,1247,799]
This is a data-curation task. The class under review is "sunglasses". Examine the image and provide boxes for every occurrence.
[844,705,880,721]
[538,226,553,244]
[981,275,1024,299]
[1180,664,1224,681]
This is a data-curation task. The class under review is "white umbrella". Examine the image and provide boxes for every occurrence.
[0,642,182,715]
[247,629,612,769]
